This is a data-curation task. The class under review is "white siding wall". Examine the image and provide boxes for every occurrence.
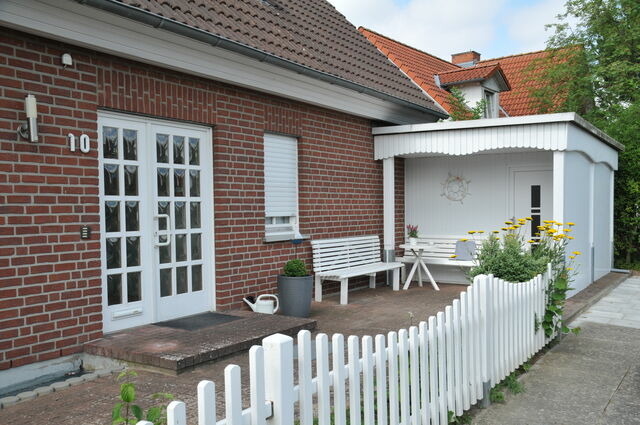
[561,151,593,294]
[593,163,613,280]
[405,151,552,236]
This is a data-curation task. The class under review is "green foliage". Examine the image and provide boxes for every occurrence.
[447,87,487,121]
[531,0,640,267]
[283,259,308,277]
[448,410,472,424]
[489,387,505,403]
[112,370,173,425]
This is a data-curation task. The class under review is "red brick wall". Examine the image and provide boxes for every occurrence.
[0,30,387,369]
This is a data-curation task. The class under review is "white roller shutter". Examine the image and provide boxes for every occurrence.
[264,134,298,218]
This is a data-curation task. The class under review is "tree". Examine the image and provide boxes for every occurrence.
[530,0,640,267]
[447,87,487,121]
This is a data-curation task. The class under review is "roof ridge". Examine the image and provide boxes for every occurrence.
[479,48,552,62]
[358,26,460,69]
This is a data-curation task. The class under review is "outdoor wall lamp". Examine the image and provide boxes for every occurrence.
[17,94,39,143]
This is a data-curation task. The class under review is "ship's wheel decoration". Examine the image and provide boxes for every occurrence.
[441,173,471,203]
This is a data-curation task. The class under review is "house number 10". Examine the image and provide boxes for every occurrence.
[68,133,90,153]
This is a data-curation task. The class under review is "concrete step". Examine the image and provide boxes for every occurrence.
[85,311,316,373]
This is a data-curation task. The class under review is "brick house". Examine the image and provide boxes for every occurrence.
[0,0,447,373]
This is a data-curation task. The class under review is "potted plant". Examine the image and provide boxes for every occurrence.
[407,224,419,245]
[277,259,313,317]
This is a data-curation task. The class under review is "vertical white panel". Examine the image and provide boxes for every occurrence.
[225,365,243,425]
[332,334,347,425]
[316,334,331,425]
[298,331,313,425]
[347,336,362,425]
[250,347,266,425]
[553,151,565,224]
[167,401,187,425]
[362,336,375,425]
[197,380,216,425]
[418,322,431,425]
[399,329,410,425]
[409,326,420,425]
[375,335,388,425]
[428,315,439,425]
[383,157,395,252]
[264,334,294,425]
[452,300,463,416]
[388,332,400,425]
[436,311,447,425]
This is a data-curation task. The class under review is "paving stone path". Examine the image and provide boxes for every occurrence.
[474,276,640,425]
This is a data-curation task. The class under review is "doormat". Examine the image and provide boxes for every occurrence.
[154,312,241,331]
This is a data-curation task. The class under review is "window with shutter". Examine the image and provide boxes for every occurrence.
[264,133,300,241]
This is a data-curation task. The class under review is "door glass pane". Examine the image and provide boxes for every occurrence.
[160,268,172,297]
[126,236,140,267]
[190,202,200,228]
[156,134,169,163]
[107,274,122,305]
[175,202,186,229]
[105,201,120,232]
[191,234,201,260]
[159,241,171,264]
[176,234,187,262]
[174,169,185,197]
[189,170,200,197]
[157,168,169,196]
[106,237,121,269]
[189,137,199,165]
[127,272,141,302]
[104,164,119,195]
[173,136,185,164]
[124,165,138,196]
[192,265,202,291]
[103,127,118,159]
[125,201,139,231]
[158,202,170,224]
[176,266,188,294]
[123,129,137,160]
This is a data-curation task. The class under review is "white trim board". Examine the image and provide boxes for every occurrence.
[0,0,438,125]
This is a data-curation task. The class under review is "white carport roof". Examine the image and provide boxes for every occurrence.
[373,112,623,170]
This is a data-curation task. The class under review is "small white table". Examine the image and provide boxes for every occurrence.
[399,243,440,291]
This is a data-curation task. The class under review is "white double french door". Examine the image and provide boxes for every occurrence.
[99,112,214,333]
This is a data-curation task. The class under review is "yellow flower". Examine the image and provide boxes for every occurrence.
[567,267,573,271]
[537,226,546,230]
[459,238,468,242]
[508,226,516,230]
[543,220,554,224]
[556,222,563,226]
[525,217,533,221]
[547,229,557,233]
[564,229,572,232]
[557,234,566,239]
[567,236,574,240]
[477,231,485,234]
[573,251,581,255]
[501,227,508,231]
[492,230,500,234]
[567,222,575,226]
[569,255,575,259]
[468,231,476,234]
[450,254,458,258]
[505,221,513,225]
[528,240,535,243]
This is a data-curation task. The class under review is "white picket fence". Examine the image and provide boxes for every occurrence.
[137,265,552,425]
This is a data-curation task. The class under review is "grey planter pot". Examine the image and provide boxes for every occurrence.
[277,275,313,318]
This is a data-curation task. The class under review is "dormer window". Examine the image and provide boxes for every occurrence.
[484,90,497,118]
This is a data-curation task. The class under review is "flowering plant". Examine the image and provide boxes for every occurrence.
[406,224,419,238]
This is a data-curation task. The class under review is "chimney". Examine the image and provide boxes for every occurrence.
[451,51,481,67]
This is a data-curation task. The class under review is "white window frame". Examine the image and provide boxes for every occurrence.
[483,90,497,118]
[263,133,302,242]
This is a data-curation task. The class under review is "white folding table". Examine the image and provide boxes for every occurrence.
[398,243,440,291]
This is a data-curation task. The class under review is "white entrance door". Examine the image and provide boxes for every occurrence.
[99,113,214,332]
[512,169,553,240]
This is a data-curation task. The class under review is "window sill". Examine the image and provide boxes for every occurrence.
[263,233,309,243]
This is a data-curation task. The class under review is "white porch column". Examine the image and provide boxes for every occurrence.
[552,151,564,223]
[383,157,395,262]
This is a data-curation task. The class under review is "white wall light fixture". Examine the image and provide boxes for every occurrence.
[17,94,38,143]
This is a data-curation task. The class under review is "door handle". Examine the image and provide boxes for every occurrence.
[154,214,171,247]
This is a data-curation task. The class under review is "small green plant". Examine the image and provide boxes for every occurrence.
[504,372,524,394]
[283,259,308,277]
[489,387,505,403]
[112,371,173,425]
[448,410,472,424]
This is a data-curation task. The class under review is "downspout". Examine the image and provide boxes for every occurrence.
[74,0,448,120]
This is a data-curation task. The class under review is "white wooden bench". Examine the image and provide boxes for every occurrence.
[311,235,403,305]
[396,235,483,284]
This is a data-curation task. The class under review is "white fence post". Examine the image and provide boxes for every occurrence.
[197,380,216,425]
[167,400,187,425]
[263,333,294,425]
[480,274,494,408]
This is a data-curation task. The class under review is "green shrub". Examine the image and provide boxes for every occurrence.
[283,259,308,277]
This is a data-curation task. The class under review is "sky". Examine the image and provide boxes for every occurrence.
[327,0,568,61]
